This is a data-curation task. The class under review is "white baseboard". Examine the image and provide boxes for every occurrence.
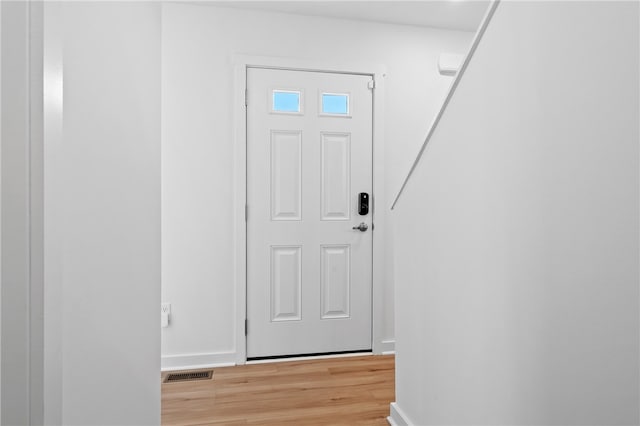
[388,402,413,426]
[380,339,395,355]
[161,351,236,372]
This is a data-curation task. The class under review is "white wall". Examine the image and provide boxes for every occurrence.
[1,2,31,423]
[0,2,3,420]
[43,3,63,422]
[42,2,161,424]
[392,1,639,425]
[161,3,475,366]
[1,3,46,423]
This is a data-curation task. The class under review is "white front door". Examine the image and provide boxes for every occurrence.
[246,67,374,358]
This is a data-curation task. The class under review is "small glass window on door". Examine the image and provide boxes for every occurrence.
[321,93,350,116]
[272,90,302,114]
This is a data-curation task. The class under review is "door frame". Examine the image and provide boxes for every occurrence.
[233,55,388,364]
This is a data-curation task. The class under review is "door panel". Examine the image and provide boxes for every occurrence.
[321,132,351,221]
[320,244,351,319]
[270,246,302,322]
[270,131,302,221]
[246,67,373,358]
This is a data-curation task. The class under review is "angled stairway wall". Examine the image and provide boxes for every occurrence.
[391,1,639,425]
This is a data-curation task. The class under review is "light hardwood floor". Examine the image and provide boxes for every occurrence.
[161,354,395,425]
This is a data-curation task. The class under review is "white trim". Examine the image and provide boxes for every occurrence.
[161,352,237,372]
[0,2,3,421]
[380,339,395,355]
[233,54,387,362]
[0,1,3,420]
[386,415,400,426]
[233,60,248,365]
[388,402,414,426]
[370,70,387,356]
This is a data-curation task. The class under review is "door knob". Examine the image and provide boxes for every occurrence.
[352,222,368,232]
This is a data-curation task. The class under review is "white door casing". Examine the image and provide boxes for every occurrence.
[246,67,373,358]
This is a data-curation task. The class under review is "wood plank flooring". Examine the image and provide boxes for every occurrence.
[161,355,395,425]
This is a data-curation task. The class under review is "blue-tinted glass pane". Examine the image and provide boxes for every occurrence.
[273,91,300,112]
[322,94,349,114]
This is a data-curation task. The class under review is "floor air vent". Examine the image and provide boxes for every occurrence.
[164,370,213,383]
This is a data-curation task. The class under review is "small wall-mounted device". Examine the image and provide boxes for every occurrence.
[358,192,369,216]
[161,303,171,328]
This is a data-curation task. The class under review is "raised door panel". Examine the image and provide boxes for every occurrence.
[320,245,351,319]
[270,246,302,322]
[321,132,351,221]
[271,130,302,221]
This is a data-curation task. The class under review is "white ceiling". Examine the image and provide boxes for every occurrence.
[196,1,490,32]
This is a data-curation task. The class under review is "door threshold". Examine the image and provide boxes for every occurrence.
[246,350,372,365]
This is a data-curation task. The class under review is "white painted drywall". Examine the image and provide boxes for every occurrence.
[161,3,475,365]
[1,2,31,424]
[42,2,64,423]
[42,2,161,424]
[393,1,639,425]
[0,1,4,421]
[29,3,45,424]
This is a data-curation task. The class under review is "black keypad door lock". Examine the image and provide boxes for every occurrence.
[358,193,369,216]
